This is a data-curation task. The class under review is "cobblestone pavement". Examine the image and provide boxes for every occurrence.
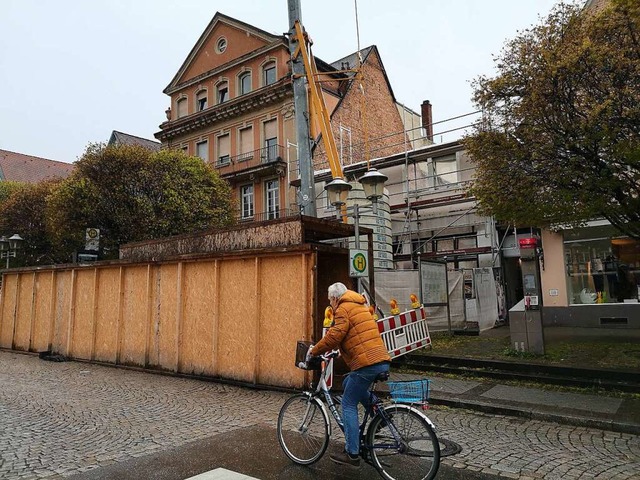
[1,350,639,480]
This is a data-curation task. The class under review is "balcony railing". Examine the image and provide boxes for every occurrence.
[235,207,299,223]
[229,145,285,166]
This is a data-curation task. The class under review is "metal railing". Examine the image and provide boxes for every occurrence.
[235,207,299,223]
[229,145,285,166]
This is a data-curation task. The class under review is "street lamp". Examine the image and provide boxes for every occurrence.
[358,168,388,212]
[325,168,388,292]
[0,234,24,269]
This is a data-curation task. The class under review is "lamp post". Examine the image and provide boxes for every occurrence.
[325,168,388,292]
[0,234,24,269]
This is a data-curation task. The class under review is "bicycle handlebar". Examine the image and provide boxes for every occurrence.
[296,349,339,370]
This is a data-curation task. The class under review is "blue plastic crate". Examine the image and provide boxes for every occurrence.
[387,379,430,403]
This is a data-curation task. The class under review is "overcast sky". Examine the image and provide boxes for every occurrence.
[1,0,560,164]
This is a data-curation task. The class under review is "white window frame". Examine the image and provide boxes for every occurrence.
[265,178,280,220]
[240,184,254,220]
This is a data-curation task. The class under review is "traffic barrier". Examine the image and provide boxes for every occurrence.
[377,306,431,359]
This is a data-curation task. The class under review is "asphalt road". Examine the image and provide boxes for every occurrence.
[66,425,500,480]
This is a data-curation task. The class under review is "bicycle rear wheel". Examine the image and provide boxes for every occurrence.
[366,404,440,480]
[277,394,330,465]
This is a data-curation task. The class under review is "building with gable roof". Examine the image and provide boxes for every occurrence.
[0,149,73,184]
[108,131,161,152]
[155,12,415,222]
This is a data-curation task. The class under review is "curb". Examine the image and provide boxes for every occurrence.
[429,395,640,435]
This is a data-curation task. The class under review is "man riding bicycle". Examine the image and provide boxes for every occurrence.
[309,282,391,468]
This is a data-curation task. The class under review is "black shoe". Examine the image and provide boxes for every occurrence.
[330,450,361,467]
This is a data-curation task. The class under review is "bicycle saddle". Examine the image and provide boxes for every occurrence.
[375,371,390,382]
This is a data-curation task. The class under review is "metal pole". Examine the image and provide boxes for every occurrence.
[287,0,316,217]
[354,203,361,293]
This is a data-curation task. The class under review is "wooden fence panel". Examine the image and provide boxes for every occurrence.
[13,273,34,351]
[0,274,18,348]
[258,255,311,387]
[119,266,149,367]
[217,258,258,382]
[152,263,179,371]
[52,271,72,354]
[70,269,96,360]
[31,272,54,353]
[94,268,120,363]
[180,261,217,376]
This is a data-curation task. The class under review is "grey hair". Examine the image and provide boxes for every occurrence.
[328,282,348,300]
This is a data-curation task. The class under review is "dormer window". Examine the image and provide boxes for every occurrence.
[239,72,251,95]
[263,62,276,86]
[196,90,207,111]
[217,81,228,104]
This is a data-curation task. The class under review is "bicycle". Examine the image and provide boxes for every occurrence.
[277,348,441,480]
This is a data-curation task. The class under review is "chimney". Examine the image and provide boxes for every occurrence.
[421,100,433,141]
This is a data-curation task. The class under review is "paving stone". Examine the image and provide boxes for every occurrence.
[1,351,639,480]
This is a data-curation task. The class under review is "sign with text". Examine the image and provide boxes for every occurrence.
[419,259,448,305]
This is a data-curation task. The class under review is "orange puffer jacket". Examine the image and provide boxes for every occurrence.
[311,290,390,371]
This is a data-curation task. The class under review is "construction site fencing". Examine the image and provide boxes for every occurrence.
[0,250,316,389]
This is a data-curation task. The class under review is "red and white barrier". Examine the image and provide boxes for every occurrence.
[377,307,431,359]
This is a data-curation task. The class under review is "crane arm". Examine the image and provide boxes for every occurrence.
[292,21,344,180]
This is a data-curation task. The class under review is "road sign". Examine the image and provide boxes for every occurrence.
[85,228,100,251]
[349,249,368,277]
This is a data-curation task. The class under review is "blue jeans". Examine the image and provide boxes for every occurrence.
[341,361,390,455]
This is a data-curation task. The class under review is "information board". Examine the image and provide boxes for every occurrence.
[419,259,448,305]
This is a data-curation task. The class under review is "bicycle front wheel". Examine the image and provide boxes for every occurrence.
[277,394,330,465]
[366,404,440,480]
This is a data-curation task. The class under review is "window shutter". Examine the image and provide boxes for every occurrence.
[218,134,230,158]
[264,119,277,140]
[240,127,253,155]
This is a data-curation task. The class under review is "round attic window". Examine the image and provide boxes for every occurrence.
[216,37,227,54]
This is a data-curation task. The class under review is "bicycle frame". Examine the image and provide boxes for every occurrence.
[307,355,406,455]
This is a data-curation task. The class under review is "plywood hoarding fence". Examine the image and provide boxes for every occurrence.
[0,248,315,389]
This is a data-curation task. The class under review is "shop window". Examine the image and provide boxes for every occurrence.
[564,224,640,304]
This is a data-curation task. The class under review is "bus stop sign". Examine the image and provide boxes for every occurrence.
[349,249,368,277]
